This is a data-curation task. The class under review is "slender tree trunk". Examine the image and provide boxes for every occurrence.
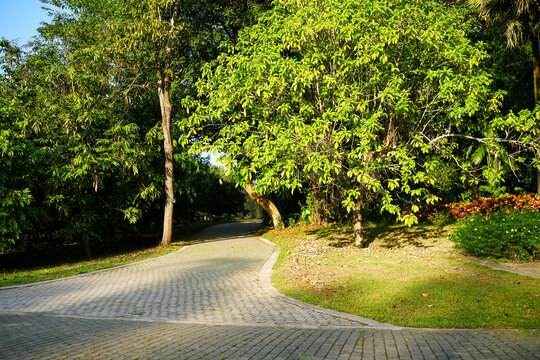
[312,195,322,225]
[352,200,366,247]
[245,182,284,229]
[532,36,540,193]
[533,35,540,104]
[159,80,174,246]
[157,0,181,246]
[311,180,324,225]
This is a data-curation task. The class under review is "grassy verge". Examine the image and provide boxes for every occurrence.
[0,243,183,287]
[0,219,233,288]
[265,222,539,329]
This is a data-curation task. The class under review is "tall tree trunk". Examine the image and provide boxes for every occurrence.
[311,179,324,225]
[532,35,540,193]
[159,80,174,246]
[245,182,284,229]
[312,195,322,225]
[157,0,181,246]
[352,200,366,247]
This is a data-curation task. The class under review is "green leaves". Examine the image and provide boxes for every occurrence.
[185,0,505,228]
[123,207,143,224]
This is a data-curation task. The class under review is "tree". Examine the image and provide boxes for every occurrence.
[187,0,538,246]
[468,0,540,191]
[244,181,283,228]
[0,1,157,256]
[0,0,272,254]
[0,41,39,251]
[113,0,271,244]
[111,0,211,245]
[117,0,184,246]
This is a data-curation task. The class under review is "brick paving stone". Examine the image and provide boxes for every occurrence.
[311,329,340,359]
[218,329,276,360]
[361,330,375,359]
[0,315,538,359]
[299,330,335,359]
[412,331,441,360]
[0,222,539,359]
[383,331,399,359]
[285,329,326,359]
[373,330,387,359]
[345,331,365,359]
[272,329,312,360]
[240,327,287,359]
[257,329,301,359]
[392,330,413,360]
[451,332,489,359]
[0,222,376,329]
[336,329,361,360]
[425,332,451,360]
[479,330,538,360]
[436,332,465,359]
[323,329,352,359]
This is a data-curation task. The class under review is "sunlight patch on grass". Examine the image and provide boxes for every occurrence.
[266,223,540,329]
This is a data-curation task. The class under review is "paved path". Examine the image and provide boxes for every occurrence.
[0,221,538,359]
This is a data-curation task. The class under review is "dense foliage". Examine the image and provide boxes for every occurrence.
[451,209,540,261]
[0,0,260,254]
[186,0,539,245]
[1,0,539,254]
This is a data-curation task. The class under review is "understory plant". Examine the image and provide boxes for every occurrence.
[451,208,540,261]
[410,193,540,222]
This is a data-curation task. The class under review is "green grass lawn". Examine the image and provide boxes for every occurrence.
[0,220,232,287]
[0,243,184,287]
[0,219,251,288]
[265,222,540,329]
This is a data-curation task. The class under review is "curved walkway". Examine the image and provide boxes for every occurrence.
[0,221,538,359]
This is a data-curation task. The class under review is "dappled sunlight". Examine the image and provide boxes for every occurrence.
[0,253,261,316]
[0,221,275,321]
[299,222,453,249]
[0,221,368,327]
[270,224,539,329]
[279,264,538,329]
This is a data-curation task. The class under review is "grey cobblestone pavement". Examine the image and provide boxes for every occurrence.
[0,221,538,359]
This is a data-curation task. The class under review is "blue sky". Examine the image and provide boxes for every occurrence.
[0,0,54,45]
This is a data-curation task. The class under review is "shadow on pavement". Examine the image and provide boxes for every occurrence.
[185,220,264,244]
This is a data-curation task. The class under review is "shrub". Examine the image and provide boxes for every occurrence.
[450,209,540,262]
[447,194,540,219]
[409,193,540,222]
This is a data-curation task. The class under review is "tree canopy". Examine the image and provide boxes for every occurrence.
[186,0,539,245]
[0,0,538,253]
[0,0,257,253]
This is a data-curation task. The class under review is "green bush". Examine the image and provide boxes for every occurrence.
[450,209,540,262]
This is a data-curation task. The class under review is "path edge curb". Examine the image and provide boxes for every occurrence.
[463,257,539,278]
[257,236,403,330]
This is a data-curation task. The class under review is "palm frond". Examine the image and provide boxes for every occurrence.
[505,20,526,47]
[468,0,539,47]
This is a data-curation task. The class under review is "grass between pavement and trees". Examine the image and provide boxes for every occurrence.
[0,243,183,288]
[0,219,240,287]
[265,221,539,330]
